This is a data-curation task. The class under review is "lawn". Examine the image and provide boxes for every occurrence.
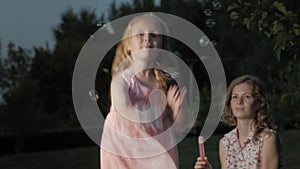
[0,130,299,169]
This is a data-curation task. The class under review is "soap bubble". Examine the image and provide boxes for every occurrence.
[205,18,216,28]
[199,36,210,47]
[88,89,99,102]
[203,9,213,16]
[212,0,222,10]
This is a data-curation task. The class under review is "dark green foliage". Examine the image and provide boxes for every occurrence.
[227,0,300,129]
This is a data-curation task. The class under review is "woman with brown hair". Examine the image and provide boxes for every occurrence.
[195,75,280,169]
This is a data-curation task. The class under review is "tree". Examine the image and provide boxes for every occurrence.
[0,38,2,57]
[0,42,35,152]
[0,43,32,104]
[227,0,300,128]
[28,8,100,128]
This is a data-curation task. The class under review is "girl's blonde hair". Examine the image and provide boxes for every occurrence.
[222,75,277,142]
[111,13,171,92]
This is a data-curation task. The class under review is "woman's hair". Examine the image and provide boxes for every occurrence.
[111,13,171,92]
[222,75,277,142]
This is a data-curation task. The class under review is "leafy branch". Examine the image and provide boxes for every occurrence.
[227,0,299,61]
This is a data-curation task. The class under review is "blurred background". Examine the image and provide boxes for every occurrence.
[0,0,299,168]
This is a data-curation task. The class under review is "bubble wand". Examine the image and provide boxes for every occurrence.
[198,136,206,160]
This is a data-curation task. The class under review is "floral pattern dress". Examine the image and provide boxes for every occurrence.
[222,127,275,169]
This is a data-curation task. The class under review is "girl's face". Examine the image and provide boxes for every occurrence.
[128,18,163,60]
[230,82,259,120]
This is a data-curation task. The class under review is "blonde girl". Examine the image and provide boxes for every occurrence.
[101,13,186,169]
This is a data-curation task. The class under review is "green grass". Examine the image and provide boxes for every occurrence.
[0,130,299,169]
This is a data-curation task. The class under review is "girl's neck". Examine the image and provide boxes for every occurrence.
[135,69,156,88]
[131,59,155,73]
[136,69,154,77]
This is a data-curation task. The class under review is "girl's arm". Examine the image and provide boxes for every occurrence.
[261,131,280,169]
[110,72,132,118]
[219,138,227,169]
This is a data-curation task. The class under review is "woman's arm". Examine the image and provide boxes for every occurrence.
[219,138,227,169]
[261,131,280,169]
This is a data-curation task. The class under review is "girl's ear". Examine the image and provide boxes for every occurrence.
[125,43,131,56]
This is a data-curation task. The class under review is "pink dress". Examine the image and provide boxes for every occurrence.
[100,70,179,169]
[222,127,275,169]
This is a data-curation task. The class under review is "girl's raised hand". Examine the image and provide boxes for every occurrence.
[167,85,187,121]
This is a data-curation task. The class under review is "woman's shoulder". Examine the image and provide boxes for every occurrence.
[219,137,224,147]
[259,128,281,147]
[224,127,237,138]
[261,128,278,138]
[221,128,238,146]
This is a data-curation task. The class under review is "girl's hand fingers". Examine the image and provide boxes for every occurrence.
[168,85,177,97]
[180,87,187,101]
[174,88,180,100]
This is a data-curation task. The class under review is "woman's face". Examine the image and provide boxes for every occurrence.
[128,17,163,60]
[230,82,259,120]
